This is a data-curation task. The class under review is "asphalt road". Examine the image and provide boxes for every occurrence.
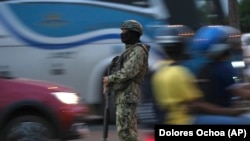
[70,124,154,141]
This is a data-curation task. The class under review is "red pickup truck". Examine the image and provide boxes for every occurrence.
[0,75,90,141]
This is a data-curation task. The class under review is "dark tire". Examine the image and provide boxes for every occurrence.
[1,115,59,141]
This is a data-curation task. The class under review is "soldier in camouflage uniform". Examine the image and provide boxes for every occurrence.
[103,20,149,141]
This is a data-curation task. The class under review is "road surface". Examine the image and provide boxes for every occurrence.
[70,125,154,141]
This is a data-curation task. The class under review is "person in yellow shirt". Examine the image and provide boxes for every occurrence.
[153,61,202,124]
[151,25,250,125]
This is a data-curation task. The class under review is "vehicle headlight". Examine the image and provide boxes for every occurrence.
[51,92,80,104]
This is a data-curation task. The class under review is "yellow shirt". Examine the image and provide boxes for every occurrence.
[151,60,203,125]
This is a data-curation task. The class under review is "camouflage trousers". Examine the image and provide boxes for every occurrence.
[116,103,138,141]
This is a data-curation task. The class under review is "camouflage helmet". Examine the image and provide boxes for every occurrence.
[120,20,143,35]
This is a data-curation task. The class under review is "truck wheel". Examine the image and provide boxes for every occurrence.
[1,115,59,141]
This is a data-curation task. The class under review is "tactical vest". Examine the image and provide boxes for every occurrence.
[109,43,149,91]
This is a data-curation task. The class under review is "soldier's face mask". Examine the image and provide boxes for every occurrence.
[120,30,140,44]
[120,29,130,43]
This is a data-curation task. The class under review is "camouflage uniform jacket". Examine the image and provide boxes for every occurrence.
[108,43,149,104]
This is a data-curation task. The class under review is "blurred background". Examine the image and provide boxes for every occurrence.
[0,0,250,141]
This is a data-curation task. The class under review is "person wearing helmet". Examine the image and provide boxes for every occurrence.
[103,20,149,141]
[184,25,242,76]
[196,26,250,110]
[151,25,250,125]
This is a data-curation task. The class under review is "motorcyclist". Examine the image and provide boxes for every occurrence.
[151,25,250,125]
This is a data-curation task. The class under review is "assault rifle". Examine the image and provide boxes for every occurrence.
[102,55,121,141]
